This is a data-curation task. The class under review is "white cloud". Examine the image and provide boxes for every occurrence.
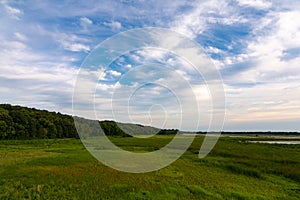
[108,70,121,77]
[0,27,79,113]
[66,43,90,52]
[0,59,77,114]
[36,26,91,52]
[14,32,28,41]
[170,3,207,38]
[80,17,93,32]
[2,40,27,51]
[206,46,222,54]
[96,83,115,91]
[2,2,22,19]
[166,1,300,130]
[135,48,167,62]
[80,17,93,25]
[230,10,300,84]
[237,0,272,9]
[224,83,300,124]
[104,21,122,30]
[169,0,242,38]
[224,9,300,127]
[125,64,132,68]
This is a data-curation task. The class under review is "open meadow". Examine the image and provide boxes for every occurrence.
[0,136,299,199]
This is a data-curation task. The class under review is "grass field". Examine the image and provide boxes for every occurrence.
[0,136,299,199]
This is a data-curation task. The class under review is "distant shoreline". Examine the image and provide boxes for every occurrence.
[182,132,300,139]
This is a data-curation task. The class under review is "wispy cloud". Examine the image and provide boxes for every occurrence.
[1,1,22,20]
[14,32,28,41]
[1,0,300,131]
[236,0,272,9]
[80,17,93,26]
[104,21,122,31]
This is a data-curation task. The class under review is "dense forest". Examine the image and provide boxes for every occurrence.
[0,104,78,139]
[0,104,137,139]
[0,104,177,140]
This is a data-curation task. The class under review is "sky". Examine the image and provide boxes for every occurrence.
[1,0,300,131]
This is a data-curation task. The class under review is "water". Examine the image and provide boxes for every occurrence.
[247,141,300,145]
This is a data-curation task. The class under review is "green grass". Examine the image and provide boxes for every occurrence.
[0,136,299,199]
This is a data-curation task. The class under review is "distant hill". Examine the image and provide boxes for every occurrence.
[116,122,160,136]
[0,104,177,140]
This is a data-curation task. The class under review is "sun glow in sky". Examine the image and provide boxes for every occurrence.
[1,0,300,131]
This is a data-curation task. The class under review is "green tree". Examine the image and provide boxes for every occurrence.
[0,121,8,139]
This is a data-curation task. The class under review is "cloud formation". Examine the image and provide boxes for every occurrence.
[0,0,299,131]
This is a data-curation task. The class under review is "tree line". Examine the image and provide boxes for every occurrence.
[0,104,179,140]
[0,104,77,139]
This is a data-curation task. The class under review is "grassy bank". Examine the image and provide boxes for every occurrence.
[0,136,299,199]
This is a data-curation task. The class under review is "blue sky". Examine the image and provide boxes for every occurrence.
[1,0,300,131]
